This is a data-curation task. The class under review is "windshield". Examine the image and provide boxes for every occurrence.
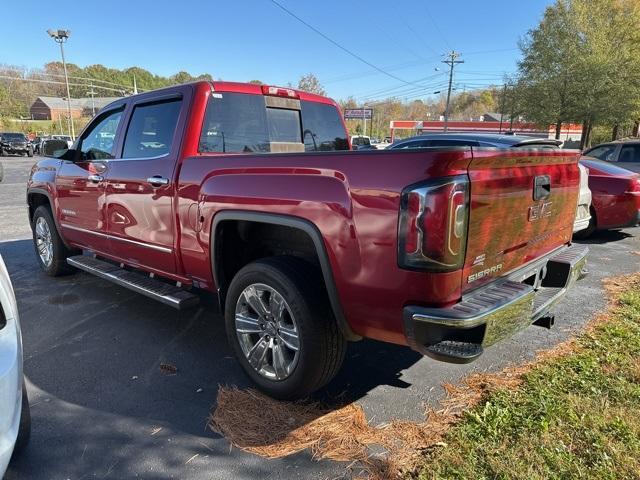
[352,137,370,146]
[3,133,27,141]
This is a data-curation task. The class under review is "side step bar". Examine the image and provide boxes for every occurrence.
[67,255,199,310]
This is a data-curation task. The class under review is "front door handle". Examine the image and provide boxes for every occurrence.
[88,174,104,183]
[147,176,170,187]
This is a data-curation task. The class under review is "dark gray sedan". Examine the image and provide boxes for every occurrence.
[388,133,563,149]
[582,139,640,173]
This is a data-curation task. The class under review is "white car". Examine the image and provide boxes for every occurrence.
[573,163,592,233]
[0,254,30,476]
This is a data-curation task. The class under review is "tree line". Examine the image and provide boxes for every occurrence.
[513,0,640,147]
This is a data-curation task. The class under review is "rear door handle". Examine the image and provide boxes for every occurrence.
[147,176,170,187]
[88,174,104,183]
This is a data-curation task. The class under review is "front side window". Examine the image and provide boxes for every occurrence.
[79,108,123,160]
[122,99,182,159]
[585,144,616,161]
[301,101,349,151]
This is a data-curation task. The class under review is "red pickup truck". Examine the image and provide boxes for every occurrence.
[27,81,588,398]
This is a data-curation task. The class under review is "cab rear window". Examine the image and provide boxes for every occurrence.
[198,93,348,153]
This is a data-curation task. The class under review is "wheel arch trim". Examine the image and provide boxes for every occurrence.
[211,210,360,341]
[27,188,71,249]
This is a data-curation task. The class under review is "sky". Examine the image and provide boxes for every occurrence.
[1,0,553,103]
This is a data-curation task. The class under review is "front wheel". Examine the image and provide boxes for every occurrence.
[32,205,76,276]
[225,256,346,399]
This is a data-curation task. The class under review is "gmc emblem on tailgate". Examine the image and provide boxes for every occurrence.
[528,201,553,221]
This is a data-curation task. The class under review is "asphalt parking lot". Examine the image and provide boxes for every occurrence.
[1,155,639,479]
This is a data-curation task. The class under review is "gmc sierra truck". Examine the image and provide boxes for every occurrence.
[27,81,588,399]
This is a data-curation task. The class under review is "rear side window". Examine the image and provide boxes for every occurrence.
[301,101,349,151]
[619,144,640,163]
[122,98,182,159]
[428,139,478,147]
[395,140,431,149]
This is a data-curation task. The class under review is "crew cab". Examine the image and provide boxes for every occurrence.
[27,81,588,399]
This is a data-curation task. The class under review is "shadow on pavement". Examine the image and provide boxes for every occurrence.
[573,229,635,245]
[1,238,421,479]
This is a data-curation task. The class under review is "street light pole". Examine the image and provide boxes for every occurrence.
[442,51,464,133]
[47,29,75,139]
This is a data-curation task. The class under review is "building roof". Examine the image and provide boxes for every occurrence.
[33,96,122,111]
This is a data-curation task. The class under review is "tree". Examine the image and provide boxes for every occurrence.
[515,0,640,146]
[297,73,326,96]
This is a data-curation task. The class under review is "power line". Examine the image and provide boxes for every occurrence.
[423,4,452,51]
[1,66,139,91]
[268,0,430,88]
[0,75,128,95]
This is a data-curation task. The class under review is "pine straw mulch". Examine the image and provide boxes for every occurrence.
[209,273,640,480]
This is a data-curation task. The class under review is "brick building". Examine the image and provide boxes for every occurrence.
[30,96,120,120]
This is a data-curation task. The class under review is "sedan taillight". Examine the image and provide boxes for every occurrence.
[398,176,470,272]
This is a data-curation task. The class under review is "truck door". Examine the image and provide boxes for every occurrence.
[56,107,124,253]
[104,93,185,275]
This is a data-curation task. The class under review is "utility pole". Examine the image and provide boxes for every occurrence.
[442,51,463,132]
[47,29,75,139]
[87,83,97,117]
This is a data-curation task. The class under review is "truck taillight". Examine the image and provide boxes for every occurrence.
[398,176,470,272]
[261,85,300,99]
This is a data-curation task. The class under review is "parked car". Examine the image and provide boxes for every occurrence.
[27,81,587,399]
[582,139,640,173]
[575,158,640,237]
[388,133,564,149]
[388,133,592,233]
[30,136,48,155]
[0,133,33,157]
[0,254,31,476]
[350,135,376,150]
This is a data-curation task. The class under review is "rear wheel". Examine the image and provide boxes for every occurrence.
[225,256,346,399]
[32,205,77,276]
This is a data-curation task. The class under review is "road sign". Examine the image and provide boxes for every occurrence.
[344,108,373,120]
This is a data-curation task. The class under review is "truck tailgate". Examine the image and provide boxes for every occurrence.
[463,148,580,292]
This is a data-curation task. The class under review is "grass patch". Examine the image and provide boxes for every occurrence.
[417,275,640,480]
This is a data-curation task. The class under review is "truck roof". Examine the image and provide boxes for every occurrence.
[102,80,339,112]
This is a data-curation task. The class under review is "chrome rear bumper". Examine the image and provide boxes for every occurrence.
[403,243,588,363]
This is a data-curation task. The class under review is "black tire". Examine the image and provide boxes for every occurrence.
[224,256,346,399]
[0,148,4,157]
[573,208,597,240]
[13,381,31,454]
[31,205,77,276]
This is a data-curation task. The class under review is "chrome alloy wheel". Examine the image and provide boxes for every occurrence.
[234,283,300,381]
[35,216,53,267]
